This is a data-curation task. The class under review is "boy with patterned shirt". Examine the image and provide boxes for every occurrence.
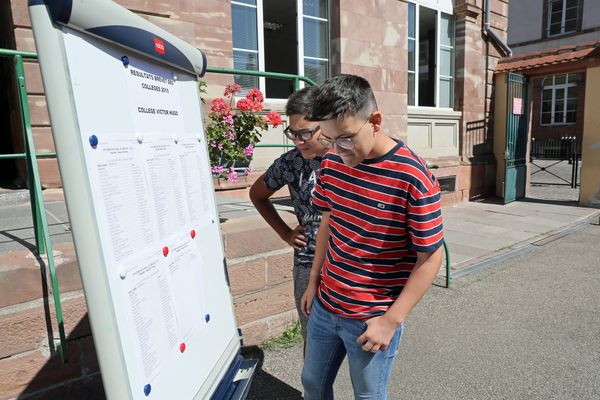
[300,74,444,399]
[249,86,327,340]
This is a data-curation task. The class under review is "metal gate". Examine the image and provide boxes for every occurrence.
[530,137,581,188]
[504,72,529,204]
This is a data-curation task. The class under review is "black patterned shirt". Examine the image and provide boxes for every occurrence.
[264,148,323,269]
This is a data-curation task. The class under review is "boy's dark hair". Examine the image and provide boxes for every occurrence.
[285,86,320,116]
[307,74,378,121]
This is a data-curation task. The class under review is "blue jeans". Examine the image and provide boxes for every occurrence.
[301,299,404,400]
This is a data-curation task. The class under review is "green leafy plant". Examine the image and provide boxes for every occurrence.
[198,80,207,104]
[261,322,303,350]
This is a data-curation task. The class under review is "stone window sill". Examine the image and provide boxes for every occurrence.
[408,107,462,120]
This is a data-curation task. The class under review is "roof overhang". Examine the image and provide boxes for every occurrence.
[496,40,600,76]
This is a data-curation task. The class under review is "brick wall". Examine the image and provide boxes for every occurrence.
[0,212,298,399]
[331,0,409,141]
[450,0,510,201]
[223,214,300,345]
[328,0,510,204]
[6,0,235,188]
[5,0,510,202]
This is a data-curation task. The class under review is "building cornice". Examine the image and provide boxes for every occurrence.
[454,2,481,23]
[510,26,600,49]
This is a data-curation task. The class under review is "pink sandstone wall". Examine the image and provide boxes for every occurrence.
[0,210,298,399]
[6,0,235,188]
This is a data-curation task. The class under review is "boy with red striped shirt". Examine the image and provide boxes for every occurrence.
[300,74,444,399]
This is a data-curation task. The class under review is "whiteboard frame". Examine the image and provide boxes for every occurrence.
[28,1,241,399]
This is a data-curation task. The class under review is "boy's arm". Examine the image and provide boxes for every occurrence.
[301,211,330,316]
[249,173,307,249]
[357,246,443,352]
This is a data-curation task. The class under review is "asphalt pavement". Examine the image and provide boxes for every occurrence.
[1,185,599,400]
[246,222,600,400]
[0,199,72,253]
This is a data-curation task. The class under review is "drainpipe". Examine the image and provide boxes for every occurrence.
[484,0,512,57]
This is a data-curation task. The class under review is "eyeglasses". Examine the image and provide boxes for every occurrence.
[317,118,371,150]
[283,125,320,141]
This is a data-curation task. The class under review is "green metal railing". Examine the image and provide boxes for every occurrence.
[0,48,67,361]
[443,241,450,288]
[0,152,57,159]
[0,50,451,364]
[205,66,317,91]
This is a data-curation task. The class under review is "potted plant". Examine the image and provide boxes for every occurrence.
[205,83,282,183]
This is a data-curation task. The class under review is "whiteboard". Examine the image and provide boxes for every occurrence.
[61,28,239,399]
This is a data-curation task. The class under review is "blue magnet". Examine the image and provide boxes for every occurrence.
[89,135,98,148]
[205,314,210,323]
[121,56,130,67]
[143,384,151,396]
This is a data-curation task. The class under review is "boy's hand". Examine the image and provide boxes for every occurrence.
[300,283,317,317]
[283,225,307,250]
[356,314,399,353]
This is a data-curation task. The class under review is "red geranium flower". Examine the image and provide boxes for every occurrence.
[236,98,252,111]
[224,83,242,97]
[250,101,263,112]
[210,98,230,116]
[266,111,282,128]
[245,88,264,104]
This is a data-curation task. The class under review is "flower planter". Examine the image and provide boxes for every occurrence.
[212,175,251,191]
[211,161,252,191]
[204,83,282,190]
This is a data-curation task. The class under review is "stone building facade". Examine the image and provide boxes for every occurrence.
[0,0,510,202]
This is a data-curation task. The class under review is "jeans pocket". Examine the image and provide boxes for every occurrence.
[357,320,368,338]
[344,318,368,340]
[386,324,404,358]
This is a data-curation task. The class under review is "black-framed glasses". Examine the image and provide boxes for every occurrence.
[317,118,371,150]
[283,125,320,141]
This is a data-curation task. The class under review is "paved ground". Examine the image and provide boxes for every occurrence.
[246,222,600,400]
[2,189,598,276]
[441,198,597,269]
[529,158,579,187]
[529,159,581,203]
[0,200,72,253]
[1,187,598,399]
[528,184,580,203]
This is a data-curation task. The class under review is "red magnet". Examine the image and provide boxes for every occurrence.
[190,229,196,239]
[162,246,169,257]
[179,342,186,353]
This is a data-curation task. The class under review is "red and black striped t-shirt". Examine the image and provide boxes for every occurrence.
[312,141,444,319]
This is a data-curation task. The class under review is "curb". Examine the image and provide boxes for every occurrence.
[449,210,600,280]
[0,189,30,207]
[0,188,66,207]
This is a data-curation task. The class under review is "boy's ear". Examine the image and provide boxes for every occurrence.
[369,111,382,130]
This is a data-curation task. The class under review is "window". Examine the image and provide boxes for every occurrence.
[408,1,455,108]
[232,0,260,92]
[547,0,580,36]
[302,0,329,87]
[541,73,578,125]
[231,0,330,99]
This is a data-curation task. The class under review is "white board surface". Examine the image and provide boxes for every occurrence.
[61,28,238,399]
